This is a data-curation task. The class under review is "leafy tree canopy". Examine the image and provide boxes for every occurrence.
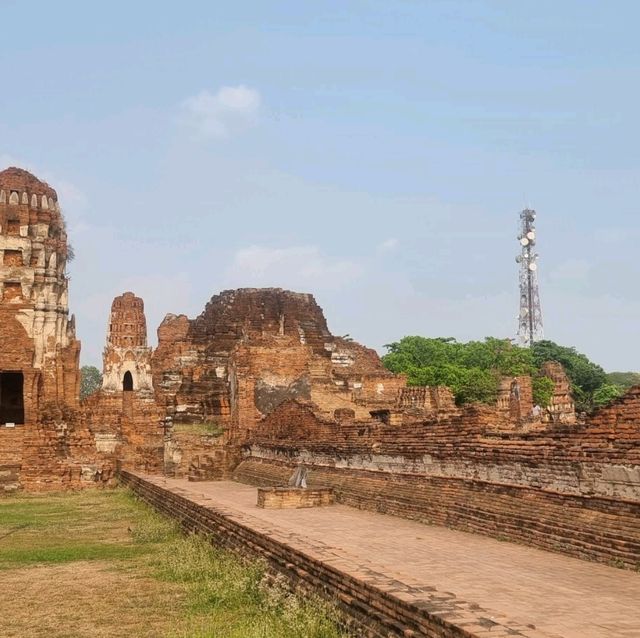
[383,337,537,406]
[606,371,640,390]
[531,375,555,408]
[592,383,623,407]
[383,336,534,377]
[383,336,625,411]
[531,341,606,395]
[80,365,102,400]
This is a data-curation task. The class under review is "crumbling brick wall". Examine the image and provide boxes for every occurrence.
[151,288,407,442]
[236,390,640,566]
[246,396,640,501]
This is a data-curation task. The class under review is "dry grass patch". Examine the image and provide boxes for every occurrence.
[0,488,345,638]
[0,561,184,638]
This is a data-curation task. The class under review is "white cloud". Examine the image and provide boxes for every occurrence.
[377,237,399,253]
[181,85,261,138]
[224,245,364,292]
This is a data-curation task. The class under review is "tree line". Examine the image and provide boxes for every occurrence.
[382,337,633,412]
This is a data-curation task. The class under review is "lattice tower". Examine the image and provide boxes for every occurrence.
[516,208,543,346]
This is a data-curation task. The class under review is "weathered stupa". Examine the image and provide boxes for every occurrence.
[0,167,80,425]
[102,292,153,394]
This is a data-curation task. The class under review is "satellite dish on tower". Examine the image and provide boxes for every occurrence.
[516,207,543,346]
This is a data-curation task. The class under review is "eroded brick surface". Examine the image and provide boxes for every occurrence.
[0,167,111,491]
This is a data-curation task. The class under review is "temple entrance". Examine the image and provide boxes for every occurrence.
[122,371,133,392]
[0,372,25,424]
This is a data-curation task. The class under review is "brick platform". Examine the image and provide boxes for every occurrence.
[257,486,334,508]
[121,471,640,638]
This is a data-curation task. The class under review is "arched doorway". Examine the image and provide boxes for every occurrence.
[0,372,24,424]
[122,371,134,392]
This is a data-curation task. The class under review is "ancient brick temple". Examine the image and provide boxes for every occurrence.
[0,167,80,425]
[0,168,105,491]
[84,291,162,472]
[153,288,404,440]
[0,165,638,572]
[102,292,153,394]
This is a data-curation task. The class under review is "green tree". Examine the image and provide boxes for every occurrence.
[383,335,616,412]
[382,336,534,406]
[606,371,640,391]
[80,365,102,400]
[532,375,555,407]
[531,340,607,412]
[592,383,623,408]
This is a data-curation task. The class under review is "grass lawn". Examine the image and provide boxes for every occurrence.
[0,488,345,638]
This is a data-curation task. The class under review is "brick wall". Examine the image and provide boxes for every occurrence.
[257,486,334,508]
[0,426,23,491]
[236,393,640,568]
[164,431,234,480]
[248,398,640,502]
[234,458,640,569]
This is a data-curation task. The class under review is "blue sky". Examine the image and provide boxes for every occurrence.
[2,1,639,370]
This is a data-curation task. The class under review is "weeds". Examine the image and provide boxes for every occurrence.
[145,522,345,637]
[0,488,345,637]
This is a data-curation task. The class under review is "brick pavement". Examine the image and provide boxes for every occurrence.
[139,475,640,638]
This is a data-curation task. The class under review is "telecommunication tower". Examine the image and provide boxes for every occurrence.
[516,208,543,347]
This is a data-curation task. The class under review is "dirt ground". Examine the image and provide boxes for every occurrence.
[0,490,184,637]
[0,561,184,638]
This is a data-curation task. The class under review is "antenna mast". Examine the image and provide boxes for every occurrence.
[516,208,543,347]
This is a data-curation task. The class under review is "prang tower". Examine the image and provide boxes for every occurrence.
[0,167,80,425]
[102,292,153,394]
[516,208,543,347]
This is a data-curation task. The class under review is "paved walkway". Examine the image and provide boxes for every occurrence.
[150,476,640,638]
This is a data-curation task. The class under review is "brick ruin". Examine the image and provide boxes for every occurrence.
[0,166,638,568]
[102,291,154,395]
[0,167,95,490]
[83,291,162,473]
[0,167,79,424]
[153,288,403,442]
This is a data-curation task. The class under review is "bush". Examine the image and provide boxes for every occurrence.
[592,384,623,408]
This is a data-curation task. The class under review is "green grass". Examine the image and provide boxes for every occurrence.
[0,543,145,565]
[0,488,345,638]
[0,490,149,569]
[156,533,343,638]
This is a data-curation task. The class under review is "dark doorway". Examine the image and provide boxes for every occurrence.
[0,372,25,424]
[122,371,134,392]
